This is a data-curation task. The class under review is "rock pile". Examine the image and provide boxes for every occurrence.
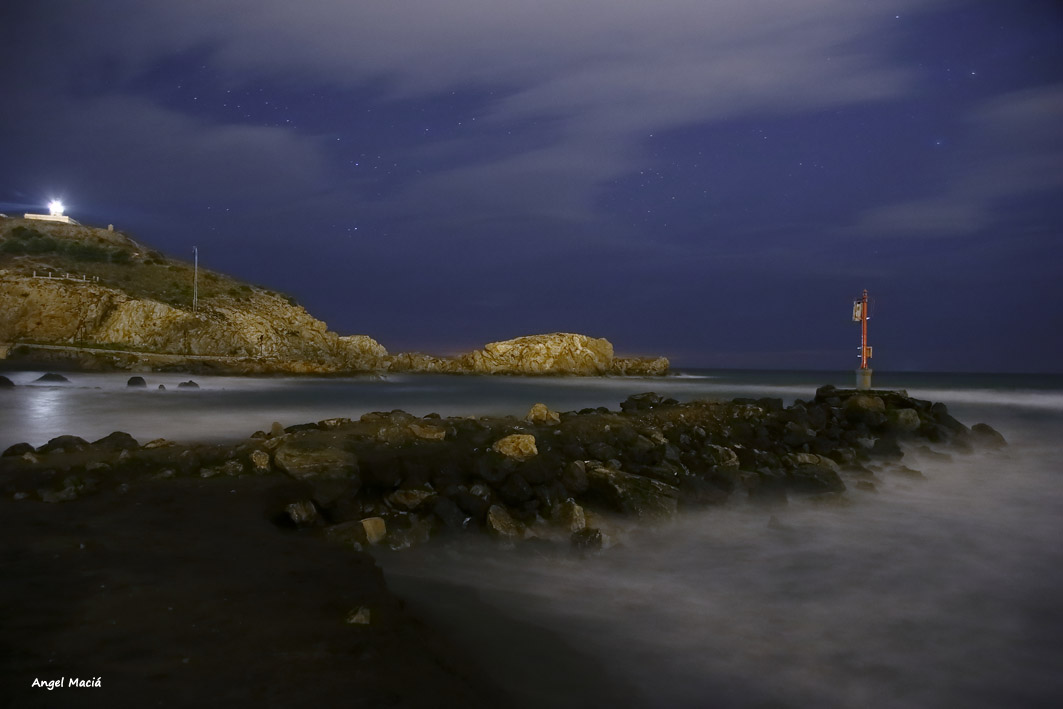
[0,386,1003,551]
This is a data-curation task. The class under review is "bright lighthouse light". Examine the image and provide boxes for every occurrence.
[48,199,65,217]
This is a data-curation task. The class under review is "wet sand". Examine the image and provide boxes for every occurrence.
[0,476,504,707]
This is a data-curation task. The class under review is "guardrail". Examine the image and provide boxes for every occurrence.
[5,341,247,362]
[32,271,101,282]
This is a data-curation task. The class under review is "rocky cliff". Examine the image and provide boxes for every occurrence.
[0,218,667,375]
[0,270,386,373]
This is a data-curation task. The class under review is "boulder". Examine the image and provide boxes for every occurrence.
[91,431,140,451]
[498,474,535,505]
[285,500,322,527]
[704,444,740,469]
[387,488,436,511]
[177,380,200,389]
[561,460,589,493]
[585,465,679,520]
[274,434,359,481]
[37,435,89,454]
[971,423,1007,449]
[620,392,663,412]
[432,497,469,532]
[846,394,885,413]
[249,449,271,472]
[551,499,587,533]
[525,403,561,425]
[127,376,147,388]
[452,484,492,519]
[34,372,70,383]
[2,442,34,457]
[492,434,538,460]
[360,517,387,545]
[0,375,14,389]
[409,423,446,440]
[889,407,921,432]
[486,505,525,541]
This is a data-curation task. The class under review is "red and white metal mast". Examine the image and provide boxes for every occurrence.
[853,289,872,389]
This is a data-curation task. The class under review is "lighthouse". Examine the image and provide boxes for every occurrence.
[24,199,78,225]
[853,289,873,390]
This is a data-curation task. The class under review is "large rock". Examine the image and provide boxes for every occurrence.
[492,434,538,460]
[458,333,614,375]
[37,435,89,454]
[360,517,387,545]
[526,403,561,425]
[585,465,679,520]
[91,431,140,451]
[273,434,359,481]
[889,407,921,432]
[971,423,1007,449]
[610,356,670,376]
[486,505,525,540]
[551,499,587,533]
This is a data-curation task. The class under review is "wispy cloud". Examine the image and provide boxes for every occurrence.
[0,93,330,212]
[854,84,1063,237]
[14,0,934,227]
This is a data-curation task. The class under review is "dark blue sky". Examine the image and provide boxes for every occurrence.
[2,1,1061,371]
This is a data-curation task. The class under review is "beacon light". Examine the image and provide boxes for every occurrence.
[48,199,65,217]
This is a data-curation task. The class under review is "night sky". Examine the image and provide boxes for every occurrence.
[2,1,1061,372]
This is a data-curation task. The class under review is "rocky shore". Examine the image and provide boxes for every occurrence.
[1,384,1007,705]
[1,385,1005,549]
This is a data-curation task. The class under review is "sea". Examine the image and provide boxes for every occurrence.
[3,368,1062,708]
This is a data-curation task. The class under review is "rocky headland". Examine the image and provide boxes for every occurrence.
[0,218,666,376]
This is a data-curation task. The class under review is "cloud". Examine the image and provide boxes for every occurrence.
[10,0,935,229]
[854,84,1063,237]
[0,92,330,215]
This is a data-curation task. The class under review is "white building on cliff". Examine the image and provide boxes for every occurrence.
[25,199,79,225]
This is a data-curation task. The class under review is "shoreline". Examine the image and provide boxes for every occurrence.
[1,383,1008,705]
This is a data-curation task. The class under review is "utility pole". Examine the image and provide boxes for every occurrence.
[193,246,199,313]
[852,289,872,389]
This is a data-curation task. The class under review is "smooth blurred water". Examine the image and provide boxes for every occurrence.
[2,368,1060,448]
[2,369,1061,707]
